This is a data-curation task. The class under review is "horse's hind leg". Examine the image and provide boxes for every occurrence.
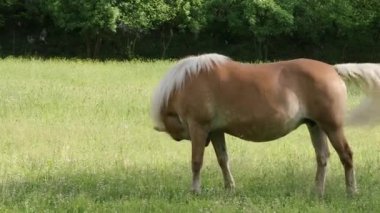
[210,132,235,190]
[324,126,358,195]
[307,122,330,197]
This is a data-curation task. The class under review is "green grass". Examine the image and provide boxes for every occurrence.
[0,58,379,212]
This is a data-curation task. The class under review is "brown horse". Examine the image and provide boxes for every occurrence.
[151,54,380,197]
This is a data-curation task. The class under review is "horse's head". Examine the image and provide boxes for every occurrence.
[155,113,189,141]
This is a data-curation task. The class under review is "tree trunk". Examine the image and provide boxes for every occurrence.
[254,39,263,60]
[12,29,16,55]
[93,35,102,59]
[126,33,138,59]
[341,43,348,61]
[263,43,268,61]
[85,36,92,58]
[126,36,132,59]
[161,28,173,59]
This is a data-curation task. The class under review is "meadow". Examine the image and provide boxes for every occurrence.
[0,58,379,212]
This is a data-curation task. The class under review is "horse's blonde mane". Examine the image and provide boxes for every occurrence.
[151,53,230,129]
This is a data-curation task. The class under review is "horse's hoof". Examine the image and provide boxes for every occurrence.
[312,188,325,199]
[347,188,359,198]
[314,192,325,200]
[191,188,201,195]
[225,184,236,193]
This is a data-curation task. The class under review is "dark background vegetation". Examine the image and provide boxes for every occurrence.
[0,0,379,62]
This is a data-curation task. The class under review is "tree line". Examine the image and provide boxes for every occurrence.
[0,0,379,62]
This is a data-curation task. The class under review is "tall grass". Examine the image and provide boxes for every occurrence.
[0,58,379,212]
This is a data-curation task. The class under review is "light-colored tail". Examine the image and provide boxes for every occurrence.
[334,63,380,125]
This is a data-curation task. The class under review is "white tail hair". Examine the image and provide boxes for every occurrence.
[151,53,230,130]
[334,63,380,125]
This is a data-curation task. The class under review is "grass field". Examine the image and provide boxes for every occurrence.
[0,58,379,212]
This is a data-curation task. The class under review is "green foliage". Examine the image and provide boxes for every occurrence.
[0,0,41,28]
[240,0,295,59]
[293,0,352,42]
[44,0,119,34]
[174,0,207,33]
[203,0,246,36]
[40,0,119,57]
[243,0,294,41]
[117,0,172,31]
[0,0,379,60]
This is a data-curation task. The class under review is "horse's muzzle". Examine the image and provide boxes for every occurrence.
[154,126,165,132]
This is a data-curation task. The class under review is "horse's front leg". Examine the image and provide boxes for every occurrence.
[188,122,209,194]
[210,132,235,190]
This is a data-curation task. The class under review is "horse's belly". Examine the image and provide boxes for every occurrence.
[224,117,303,142]
[227,125,297,142]
[215,90,305,142]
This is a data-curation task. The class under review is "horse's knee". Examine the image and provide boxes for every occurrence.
[315,147,330,166]
[316,153,329,167]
